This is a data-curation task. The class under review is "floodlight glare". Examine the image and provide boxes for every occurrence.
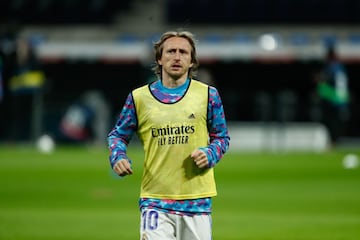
[259,34,277,51]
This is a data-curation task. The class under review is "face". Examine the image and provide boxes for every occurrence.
[158,37,194,81]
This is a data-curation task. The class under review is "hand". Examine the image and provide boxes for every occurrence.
[191,149,209,168]
[113,159,133,176]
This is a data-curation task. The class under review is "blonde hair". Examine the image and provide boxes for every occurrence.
[152,30,199,79]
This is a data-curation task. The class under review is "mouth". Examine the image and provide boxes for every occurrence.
[171,64,181,70]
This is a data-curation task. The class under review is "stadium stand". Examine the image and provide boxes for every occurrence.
[1,0,360,147]
[0,0,131,25]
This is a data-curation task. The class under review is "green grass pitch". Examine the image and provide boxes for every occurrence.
[1,144,359,240]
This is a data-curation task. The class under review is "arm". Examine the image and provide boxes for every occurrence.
[197,86,230,168]
[107,93,137,176]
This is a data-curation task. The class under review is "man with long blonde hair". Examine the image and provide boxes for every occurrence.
[108,30,230,239]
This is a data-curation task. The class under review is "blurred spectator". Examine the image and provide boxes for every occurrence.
[60,90,110,146]
[8,36,46,142]
[314,44,350,146]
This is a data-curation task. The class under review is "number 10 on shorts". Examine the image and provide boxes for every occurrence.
[142,209,159,231]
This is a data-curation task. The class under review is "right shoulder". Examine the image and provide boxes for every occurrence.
[133,80,159,95]
[132,83,150,96]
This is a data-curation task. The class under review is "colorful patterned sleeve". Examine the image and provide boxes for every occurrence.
[107,93,137,169]
[200,86,230,168]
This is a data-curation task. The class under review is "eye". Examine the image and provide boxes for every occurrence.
[167,49,176,54]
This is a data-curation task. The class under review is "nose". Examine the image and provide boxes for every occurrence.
[174,50,181,59]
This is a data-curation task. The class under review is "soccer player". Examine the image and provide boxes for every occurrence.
[314,43,350,146]
[107,30,230,240]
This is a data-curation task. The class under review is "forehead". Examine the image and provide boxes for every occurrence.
[163,36,192,50]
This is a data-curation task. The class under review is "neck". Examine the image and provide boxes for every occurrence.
[162,75,188,88]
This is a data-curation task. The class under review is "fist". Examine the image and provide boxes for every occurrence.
[113,159,133,176]
[191,149,209,168]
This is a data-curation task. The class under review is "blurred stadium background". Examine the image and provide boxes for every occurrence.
[1,0,360,150]
[1,1,360,240]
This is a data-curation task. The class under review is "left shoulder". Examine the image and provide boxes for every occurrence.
[191,79,209,88]
[190,79,221,98]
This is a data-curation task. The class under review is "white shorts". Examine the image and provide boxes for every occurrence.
[140,208,212,240]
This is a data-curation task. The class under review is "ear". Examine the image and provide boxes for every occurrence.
[157,59,162,65]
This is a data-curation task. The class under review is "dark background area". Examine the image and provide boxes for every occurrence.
[1,0,360,143]
[1,0,360,25]
[166,0,360,25]
[1,59,359,141]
